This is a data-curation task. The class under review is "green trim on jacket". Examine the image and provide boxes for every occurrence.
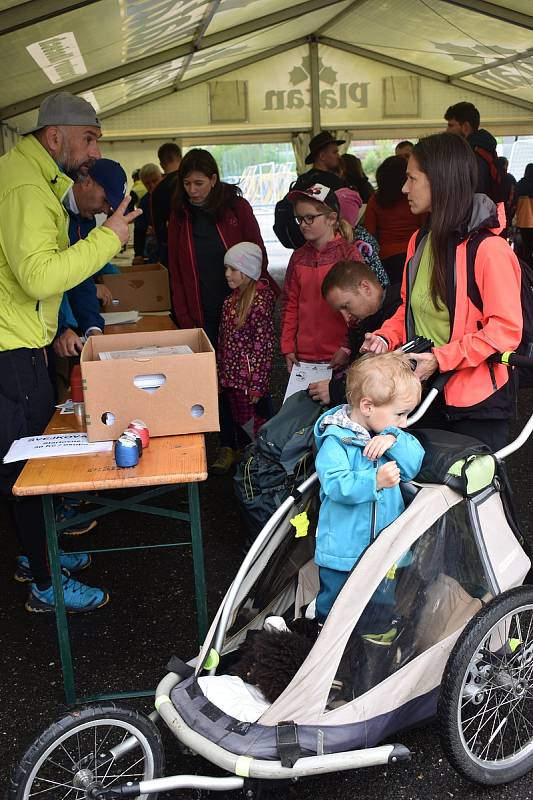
[0,135,121,350]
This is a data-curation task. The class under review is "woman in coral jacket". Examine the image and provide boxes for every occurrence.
[167,148,278,474]
[362,132,522,451]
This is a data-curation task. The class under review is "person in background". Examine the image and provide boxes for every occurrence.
[281,183,388,376]
[313,352,424,623]
[54,158,128,360]
[362,132,523,452]
[395,141,414,160]
[218,242,276,448]
[444,101,502,202]
[168,148,278,475]
[152,142,182,265]
[515,163,533,267]
[497,156,517,236]
[364,155,426,285]
[340,153,374,204]
[299,131,346,186]
[130,168,146,207]
[308,260,402,407]
[132,162,163,265]
[0,91,140,613]
[336,187,385,281]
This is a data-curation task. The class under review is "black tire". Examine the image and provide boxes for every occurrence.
[439,585,533,785]
[6,703,164,800]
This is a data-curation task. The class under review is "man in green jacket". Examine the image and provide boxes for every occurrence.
[0,92,141,613]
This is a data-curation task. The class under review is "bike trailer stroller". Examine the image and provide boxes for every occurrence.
[10,421,533,799]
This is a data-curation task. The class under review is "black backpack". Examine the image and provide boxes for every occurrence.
[273,170,345,250]
[233,391,323,541]
[465,229,533,387]
[273,192,305,249]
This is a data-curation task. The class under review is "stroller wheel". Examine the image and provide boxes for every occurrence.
[6,703,164,800]
[439,585,533,785]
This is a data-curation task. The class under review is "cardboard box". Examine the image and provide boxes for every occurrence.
[101,263,171,312]
[80,329,219,441]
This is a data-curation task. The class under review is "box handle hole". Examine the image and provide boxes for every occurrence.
[101,412,116,425]
[133,373,166,393]
[191,404,204,418]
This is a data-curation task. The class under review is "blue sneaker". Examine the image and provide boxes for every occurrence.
[14,552,91,583]
[25,575,109,614]
[56,499,97,536]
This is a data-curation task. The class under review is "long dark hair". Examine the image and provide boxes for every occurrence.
[375,156,408,208]
[173,148,241,218]
[413,132,477,309]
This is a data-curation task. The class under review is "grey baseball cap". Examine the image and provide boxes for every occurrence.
[26,92,100,134]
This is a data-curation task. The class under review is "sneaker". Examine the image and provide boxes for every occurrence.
[60,519,97,536]
[210,446,238,475]
[14,552,91,583]
[25,575,109,614]
[56,500,97,536]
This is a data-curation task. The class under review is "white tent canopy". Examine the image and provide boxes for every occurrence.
[1,0,532,161]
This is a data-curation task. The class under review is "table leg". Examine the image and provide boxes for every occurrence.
[43,494,76,704]
[187,483,208,641]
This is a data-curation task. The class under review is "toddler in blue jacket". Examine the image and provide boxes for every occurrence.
[314,351,424,623]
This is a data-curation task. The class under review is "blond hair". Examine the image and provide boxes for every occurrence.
[233,280,257,329]
[346,352,422,407]
[295,196,353,243]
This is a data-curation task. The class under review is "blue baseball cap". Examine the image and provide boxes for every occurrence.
[88,158,127,211]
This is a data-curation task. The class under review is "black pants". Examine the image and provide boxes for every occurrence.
[0,349,55,585]
[411,396,509,452]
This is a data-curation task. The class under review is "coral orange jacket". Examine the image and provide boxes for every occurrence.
[374,195,522,415]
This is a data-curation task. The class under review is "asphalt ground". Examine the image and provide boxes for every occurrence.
[3,313,533,799]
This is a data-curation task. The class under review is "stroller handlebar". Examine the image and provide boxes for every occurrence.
[406,350,533,459]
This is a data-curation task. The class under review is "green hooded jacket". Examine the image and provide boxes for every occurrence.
[0,134,121,350]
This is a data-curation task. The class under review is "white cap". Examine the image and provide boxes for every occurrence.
[224,242,262,281]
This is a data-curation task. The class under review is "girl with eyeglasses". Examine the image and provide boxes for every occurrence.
[281,184,388,376]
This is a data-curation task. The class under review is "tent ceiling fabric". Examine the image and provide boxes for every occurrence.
[1,0,532,138]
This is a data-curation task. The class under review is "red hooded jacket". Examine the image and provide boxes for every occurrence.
[281,236,364,362]
[167,196,278,328]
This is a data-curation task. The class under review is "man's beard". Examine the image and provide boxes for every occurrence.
[56,132,95,179]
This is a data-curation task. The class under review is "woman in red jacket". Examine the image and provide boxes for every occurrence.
[364,155,427,285]
[362,133,522,451]
[167,149,277,474]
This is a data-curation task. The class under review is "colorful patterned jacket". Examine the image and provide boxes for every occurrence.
[218,281,276,398]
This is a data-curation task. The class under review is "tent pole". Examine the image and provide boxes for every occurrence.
[309,38,321,136]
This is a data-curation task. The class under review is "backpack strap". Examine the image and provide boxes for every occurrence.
[276,720,301,767]
[465,229,495,312]
[474,146,501,188]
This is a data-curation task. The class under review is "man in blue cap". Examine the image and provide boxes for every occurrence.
[53,158,128,359]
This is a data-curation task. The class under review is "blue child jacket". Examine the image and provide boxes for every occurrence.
[313,405,425,572]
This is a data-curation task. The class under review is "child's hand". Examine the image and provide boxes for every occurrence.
[364,433,396,460]
[376,460,400,489]
[285,353,299,373]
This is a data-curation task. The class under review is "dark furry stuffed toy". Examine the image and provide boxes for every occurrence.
[230,621,317,703]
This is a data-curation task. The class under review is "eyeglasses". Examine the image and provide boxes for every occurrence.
[294,213,326,226]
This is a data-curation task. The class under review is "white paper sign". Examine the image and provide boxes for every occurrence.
[3,433,113,463]
[284,361,332,402]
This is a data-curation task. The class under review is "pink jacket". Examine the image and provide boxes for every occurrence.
[281,236,363,362]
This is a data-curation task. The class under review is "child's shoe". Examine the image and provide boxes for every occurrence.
[25,575,109,613]
[55,500,97,536]
[210,447,239,475]
[14,552,91,583]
